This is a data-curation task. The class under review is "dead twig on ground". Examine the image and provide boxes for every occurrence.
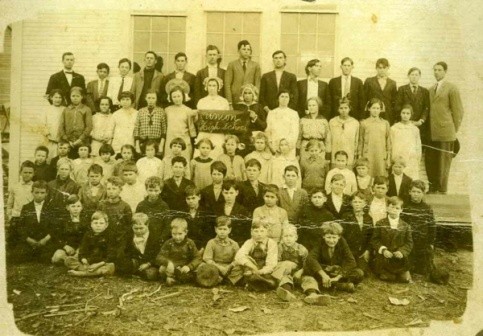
[151,291,181,302]
[139,285,162,298]
[15,311,47,322]
[44,306,97,317]
[45,303,84,309]
[118,288,140,309]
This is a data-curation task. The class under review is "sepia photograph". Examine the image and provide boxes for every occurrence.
[0,0,481,335]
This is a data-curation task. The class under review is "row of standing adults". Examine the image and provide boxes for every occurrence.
[44,41,464,194]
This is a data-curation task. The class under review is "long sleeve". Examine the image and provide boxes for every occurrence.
[323,119,331,153]
[289,76,299,111]
[427,207,437,245]
[338,238,357,275]
[187,240,202,270]
[187,109,197,138]
[224,63,234,104]
[385,120,391,161]
[46,75,55,95]
[155,240,172,267]
[133,113,141,139]
[399,224,413,258]
[234,240,254,266]
[296,122,303,149]
[259,75,268,109]
[160,109,167,139]
[202,239,215,263]
[357,122,365,158]
[353,121,360,161]
[304,244,323,274]
[254,64,261,92]
[395,87,404,114]
[80,108,93,141]
[6,186,15,218]
[449,85,464,132]
[58,108,67,141]
[421,89,429,121]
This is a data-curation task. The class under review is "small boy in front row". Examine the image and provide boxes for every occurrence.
[371,196,413,283]
[228,221,278,291]
[198,216,240,287]
[302,222,364,305]
[66,211,117,277]
[155,218,201,286]
[116,213,161,281]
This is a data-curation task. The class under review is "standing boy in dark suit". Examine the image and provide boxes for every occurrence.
[297,59,331,119]
[194,45,226,105]
[161,156,195,212]
[237,159,266,215]
[200,161,227,216]
[85,63,110,113]
[160,52,196,108]
[131,51,163,109]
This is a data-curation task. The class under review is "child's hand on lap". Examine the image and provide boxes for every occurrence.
[138,263,151,272]
[393,251,403,259]
[64,245,75,255]
[383,249,393,259]
[179,265,190,274]
[321,274,332,288]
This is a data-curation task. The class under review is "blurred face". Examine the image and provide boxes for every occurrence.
[51,93,63,107]
[88,172,102,186]
[91,217,108,234]
[97,68,109,80]
[211,170,224,184]
[433,65,446,81]
[408,70,420,85]
[215,225,231,240]
[133,222,149,237]
[355,165,368,177]
[311,192,327,208]
[119,61,131,77]
[400,108,412,122]
[199,142,212,157]
[279,140,290,155]
[340,60,353,76]
[331,179,345,195]
[144,53,157,68]
[35,150,47,164]
[373,183,388,198]
[206,49,219,66]
[246,165,261,181]
[263,191,278,207]
[58,144,70,157]
[67,201,83,217]
[100,152,111,162]
[78,146,89,158]
[58,164,71,179]
[147,186,161,200]
[186,194,200,209]
[352,196,366,212]
[307,99,319,115]
[106,183,121,199]
[175,56,187,71]
[284,170,298,187]
[251,226,268,242]
[171,90,184,106]
[282,229,297,246]
[222,187,239,204]
[62,55,75,70]
[21,167,34,182]
[308,146,321,158]
[171,228,187,243]
[254,138,266,151]
[369,103,382,117]
[272,52,286,69]
[145,93,157,107]
[171,143,183,156]
[32,187,48,203]
[99,99,111,114]
[120,97,132,108]
[121,148,133,161]
[225,139,237,155]
[308,62,321,77]
[207,80,219,96]
[70,92,82,105]
[392,163,405,175]
[278,93,290,107]
[145,145,156,158]
[238,44,252,60]
[410,187,424,203]
[172,162,186,177]
[334,154,348,169]
[323,233,340,248]
[338,103,350,118]
[376,64,388,77]
[387,202,402,219]
[243,90,254,103]
[123,171,137,184]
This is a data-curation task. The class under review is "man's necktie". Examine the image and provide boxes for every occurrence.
[242,61,247,73]
[118,77,125,101]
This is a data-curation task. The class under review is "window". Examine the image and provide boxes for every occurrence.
[132,15,186,74]
[206,12,261,67]
[281,13,336,79]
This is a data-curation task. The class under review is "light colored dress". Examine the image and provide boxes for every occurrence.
[111,107,138,153]
[297,116,331,162]
[244,150,273,184]
[94,156,116,184]
[358,117,391,177]
[269,154,301,188]
[164,104,196,161]
[190,157,214,190]
[329,116,359,167]
[90,113,115,156]
[42,104,64,158]
[217,154,246,181]
[390,122,422,179]
[72,158,93,185]
[265,107,299,157]
[136,156,163,184]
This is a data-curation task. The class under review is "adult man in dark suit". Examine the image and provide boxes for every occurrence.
[425,61,464,194]
[328,57,365,120]
[224,40,261,107]
[297,59,331,119]
[85,63,110,113]
[364,58,398,124]
[45,52,86,105]
[194,45,226,106]
[131,51,163,109]
[259,50,298,112]
[159,52,196,108]
[106,58,134,108]
[237,179,266,215]
[395,67,430,143]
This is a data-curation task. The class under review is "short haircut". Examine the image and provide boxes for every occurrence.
[224,134,240,144]
[388,196,404,207]
[340,57,354,65]
[305,139,324,152]
[70,86,85,97]
[170,217,188,231]
[99,143,115,156]
[245,158,261,170]
[237,40,251,50]
[272,50,286,58]
[206,45,220,54]
[120,144,136,156]
[58,140,70,147]
[216,216,232,228]
[376,58,390,68]
[334,150,349,159]
[305,59,320,75]
[321,221,343,236]
[57,157,72,170]
[407,67,421,76]
[185,185,200,197]
[210,161,227,176]
[410,180,427,193]
[145,50,158,59]
[48,89,65,105]
[132,213,149,226]
[252,219,269,230]
[284,165,299,176]
[35,145,49,157]
[32,180,48,191]
[434,61,448,71]
[392,155,407,167]
[196,138,214,149]
[401,104,414,116]
[354,157,370,169]
[66,194,81,206]
[277,89,290,99]
[351,191,368,203]
[169,86,187,103]
[62,52,74,60]
[106,176,124,188]
[145,176,163,189]
[91,210,109,223]
[373,176,389,186]
[144,88,158,98]
[122,162,138,173]
[118,58,132,69]
[119,91,134,101]
[309,187,326,197]
[171,156,187,167]
[305,96,323,112]
[365,98,384,112]
[97,96,113,112]
[331,173,346,184]
[77,144,91,154]
[252,132,268,144]
[170,137,187,150]
[338,96,352,109]
[88,163,103,175]
[97,62,110,73]
[264,184,279,197]
[281,224,298,236]
[145,139,159,152]
[20,160,35,172]
[175,52,187,61]
[222,179,238,191]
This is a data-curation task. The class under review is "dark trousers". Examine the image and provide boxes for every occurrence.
[424,140,454,193]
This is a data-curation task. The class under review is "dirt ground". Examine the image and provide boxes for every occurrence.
[6,248,472,336]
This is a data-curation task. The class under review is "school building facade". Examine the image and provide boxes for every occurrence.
[1,0,477,195]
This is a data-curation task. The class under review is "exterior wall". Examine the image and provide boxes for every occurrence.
[0,27,12,106]
[6,0,474,194]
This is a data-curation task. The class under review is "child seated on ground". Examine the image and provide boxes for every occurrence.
[119,162,146,213]
[78,164,106,218]
[371,197,413,283]
[369,176,389,226]
[273,224,308,302]
[252,184,289,243]
[72,144,93,186]
[184,185,214,250]
[198,216,240,287]
[302,222,364,305]
[325,174,352,219]
[325,150,357,196]
[33,145,54,182]
[400,180,436,277]
[155,218,202,285]
[66,211,117,277]
[228,220,278,292]
[116,213,161,281]
[51,195,89,265]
